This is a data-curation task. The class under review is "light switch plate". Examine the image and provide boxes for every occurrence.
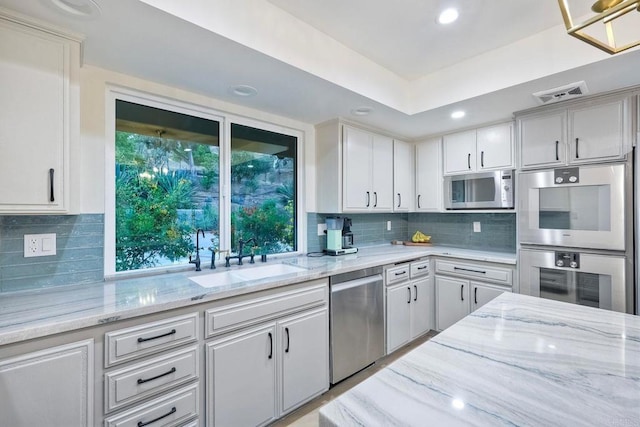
[386,221,391,231]
[473,222,481,233]
[24,233,57,257]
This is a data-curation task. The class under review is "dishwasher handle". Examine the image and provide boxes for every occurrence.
[331,274,383,293]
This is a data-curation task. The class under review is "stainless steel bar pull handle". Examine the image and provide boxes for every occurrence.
[49,168,55,202]
[575,138,579,158]
[137,367,176,385]
[137,407,176,427]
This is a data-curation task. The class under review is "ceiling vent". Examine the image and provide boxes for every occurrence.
[532,81,589,105]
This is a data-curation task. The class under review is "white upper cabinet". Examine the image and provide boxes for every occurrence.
[568,97,628,163]
[518,110,566,169]
[0,16,80,213]
[443,130,476,174]
[476,123,514,170]
[415,138,442,212]
[315,121,394,213]
[393,139,414,212]
[518,93,631,170]
[443,122,514,175]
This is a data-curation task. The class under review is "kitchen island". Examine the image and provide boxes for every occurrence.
[319,293,640,426]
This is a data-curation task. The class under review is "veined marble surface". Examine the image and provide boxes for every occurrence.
[320,293,640,426]
[0,245,515,345]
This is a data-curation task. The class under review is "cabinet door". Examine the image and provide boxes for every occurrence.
[519,111,565,169]
[207,325,276,427]
[410,277,434,339]
[415,138,442,212]
[342,125,373,211]
[435,276,470,331]
[0,339,93,427]
[471,283,510,312]
[443,130,476,174]
[371,134,394,211]
[280,309,328,414]
[0,22,69,212]
[386,283,412,353]
[393,140,413,211]
[476,123,514,170]
[568,98,628,164]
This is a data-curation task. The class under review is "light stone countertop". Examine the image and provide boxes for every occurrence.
[0,245,515,346]
[319,292,640,426]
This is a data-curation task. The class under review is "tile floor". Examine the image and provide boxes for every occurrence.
[270,331,438,427]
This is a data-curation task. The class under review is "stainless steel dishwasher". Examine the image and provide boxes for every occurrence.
[330,266,384,384]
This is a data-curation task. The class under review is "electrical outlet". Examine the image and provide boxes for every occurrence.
[473,222,481,233]
[386,221,391,231]
[24,233,57,258]
[317,223,327,236]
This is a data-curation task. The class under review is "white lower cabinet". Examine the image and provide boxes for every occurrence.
[207,308,328,426]
[104,383,199,427]
[386,261,433,354]
[280,309,329,414]
[436,276,470,331]
[207,324,277,427]
[0,339,93,427]
[435,258,514,331]
[205,280,329,427]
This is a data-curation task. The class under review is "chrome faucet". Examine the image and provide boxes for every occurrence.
[225,237,257,267]
[189,229,205,271]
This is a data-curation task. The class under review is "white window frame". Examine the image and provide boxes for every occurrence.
[104,86,306,278]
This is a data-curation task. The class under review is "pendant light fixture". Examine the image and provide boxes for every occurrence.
[558,0,640,54]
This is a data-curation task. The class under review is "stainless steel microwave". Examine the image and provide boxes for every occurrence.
[443,170,514,210]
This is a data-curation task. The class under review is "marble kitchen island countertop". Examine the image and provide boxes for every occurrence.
[0,245,515,345]
[319,293,640,427]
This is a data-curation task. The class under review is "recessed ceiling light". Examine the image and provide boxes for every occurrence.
[451,110,465,119]
[351,107,373,116]
[438,8,459,25]
[48,0,101,19]
[231,85,258,97]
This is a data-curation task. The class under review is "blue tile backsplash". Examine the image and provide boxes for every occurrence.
[0,214,104,293]
[0,212,514,292]
[307,212,516,254]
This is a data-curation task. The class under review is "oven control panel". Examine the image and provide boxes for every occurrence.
[555,252,580,268]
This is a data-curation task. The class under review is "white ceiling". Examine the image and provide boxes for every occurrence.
[267,0,561,79]
[1,0,640,139]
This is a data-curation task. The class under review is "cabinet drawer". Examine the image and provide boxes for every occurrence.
[435,259,512,285]
[410,260,430,279]
[105,313,198,367]
[386,265,410,285]
[205,280,327,338]
[104,383,198,427]
[105,346,198,413]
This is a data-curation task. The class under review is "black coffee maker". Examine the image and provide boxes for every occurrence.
[342,217,355,249]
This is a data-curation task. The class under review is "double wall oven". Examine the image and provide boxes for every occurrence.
[518,163,635,314]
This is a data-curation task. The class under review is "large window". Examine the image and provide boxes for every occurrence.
[231,124,297,255]
[111,97,300,275]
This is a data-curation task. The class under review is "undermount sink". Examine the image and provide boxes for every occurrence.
[189,263,308,288]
